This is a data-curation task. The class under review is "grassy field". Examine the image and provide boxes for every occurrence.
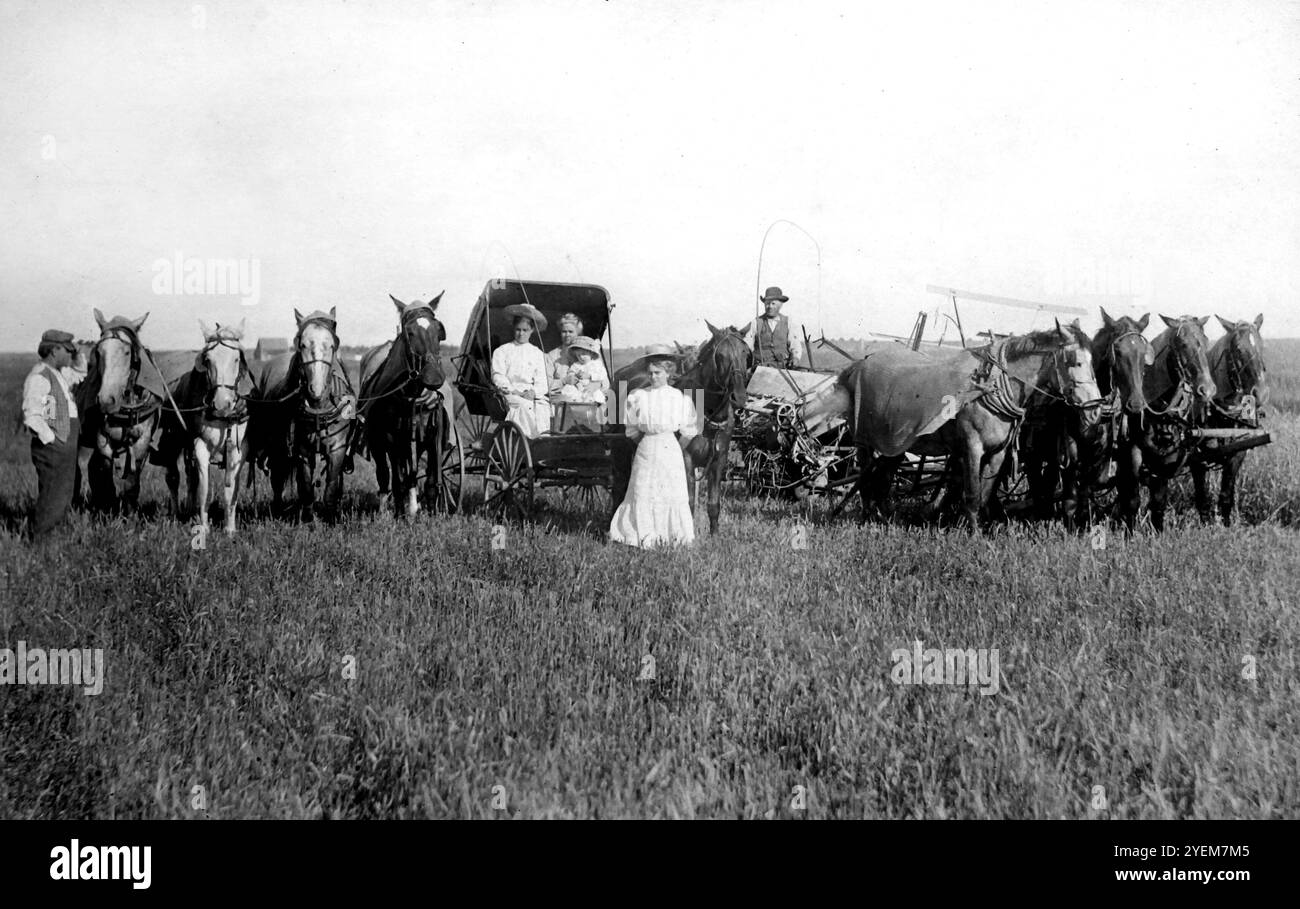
[1,342,1298,818]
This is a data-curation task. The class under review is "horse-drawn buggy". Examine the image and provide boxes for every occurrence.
[451,278,635,521]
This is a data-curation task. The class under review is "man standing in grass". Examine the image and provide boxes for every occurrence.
[21,329,87,540]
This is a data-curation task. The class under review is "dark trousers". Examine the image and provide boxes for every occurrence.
[30,418,79,539]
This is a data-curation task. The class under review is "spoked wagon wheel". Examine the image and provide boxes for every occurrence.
[574,482,610,514]
[458,411,496,466]
[426,411,466,515]
[455,407,496,510]
[484,421,534,522]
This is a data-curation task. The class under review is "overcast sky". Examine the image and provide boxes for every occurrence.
[2,0,1298,352]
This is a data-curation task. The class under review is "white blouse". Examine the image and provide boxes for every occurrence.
[625,385,699,438]
[492,341,548,399]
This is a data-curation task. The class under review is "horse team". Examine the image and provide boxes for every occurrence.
[74,295,446,533]
[799,308,1268,531]
[70,295,1267,536]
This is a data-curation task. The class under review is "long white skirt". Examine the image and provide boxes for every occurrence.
[504,395,552,439]
[609,431,695,548]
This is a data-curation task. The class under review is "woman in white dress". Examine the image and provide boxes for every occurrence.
[609,346,699,548]
[491,306,552,439]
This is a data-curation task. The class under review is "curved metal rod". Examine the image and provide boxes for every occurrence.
[755,219,823,325]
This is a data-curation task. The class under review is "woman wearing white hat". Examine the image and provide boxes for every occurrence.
[491,303,552,438]
[609,344,699,548]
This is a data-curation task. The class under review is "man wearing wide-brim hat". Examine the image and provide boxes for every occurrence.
[21,329,89,540]
[741,286,804,369]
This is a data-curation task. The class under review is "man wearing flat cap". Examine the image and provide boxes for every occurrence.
[742,286,804,369]
[22,329,89,539]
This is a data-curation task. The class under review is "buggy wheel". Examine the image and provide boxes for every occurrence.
[574,482,610,514]
[458,410,496,467]
[427,413,466,515]
[485,421,534,521]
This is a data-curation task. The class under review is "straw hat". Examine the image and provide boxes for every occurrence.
[503,303,548,331]
[630,343,683,373]
[566,336,601,356]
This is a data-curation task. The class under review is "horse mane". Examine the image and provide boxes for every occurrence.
[204,325,245,343]
[697,326,751,383]
[1094,315,1144,340]
[998,327,1068,361]
[1167,315,1209,340]
[698,325,747,357]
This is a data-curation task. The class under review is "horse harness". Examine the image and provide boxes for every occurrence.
[1209,326,1264,429]
[95,325,162,430]
[974,340,1099,480]
[92,325,164,478]
[288,316,357,470]
[198,337,252,425]
[694,335,751,442]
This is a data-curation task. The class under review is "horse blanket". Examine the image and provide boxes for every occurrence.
[844,342,989,456]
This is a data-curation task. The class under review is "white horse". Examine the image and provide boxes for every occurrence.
[159,320,254,534]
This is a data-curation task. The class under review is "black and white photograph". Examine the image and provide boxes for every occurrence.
[0,0,1295,882]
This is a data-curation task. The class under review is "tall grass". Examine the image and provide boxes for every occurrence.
[1,346,1297,818]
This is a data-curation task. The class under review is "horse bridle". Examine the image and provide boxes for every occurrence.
[94,325,164,428]
[295,318,344,413]
[96,326,142,390]
[1163,323,1205,390]
[698,333,751,428]
[397,305,445,392]
[200,337,250,421]
[1214,323,1266,424]
[1225,325,1263,394]
[1099,328,1151,409]
[983,338,1099,413]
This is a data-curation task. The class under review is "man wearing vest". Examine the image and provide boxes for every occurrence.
[21,329,88,540]
[743,286,805,369]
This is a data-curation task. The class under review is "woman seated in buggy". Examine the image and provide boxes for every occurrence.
[491,303,552,439]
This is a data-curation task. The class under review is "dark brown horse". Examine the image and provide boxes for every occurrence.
[1020,312,1147,527]
[248,308,357,523]
[1191,314,1267,525]
[356,293,447,517]
[76,310,166,513]
[1081,310,1155,529]
[1109,314,1216,531]
[680,323,753,533]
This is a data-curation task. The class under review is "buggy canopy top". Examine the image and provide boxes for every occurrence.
[457,279,611,362]
[456,278,614,419]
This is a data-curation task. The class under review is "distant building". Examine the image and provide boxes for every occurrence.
[254,337,290,359]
